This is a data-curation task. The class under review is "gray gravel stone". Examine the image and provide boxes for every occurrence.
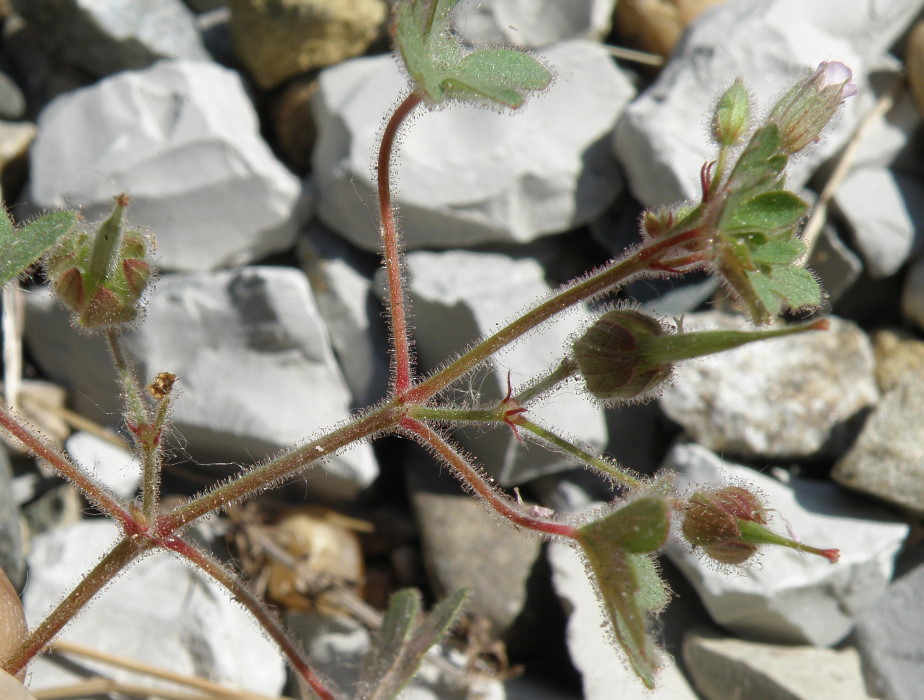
[313,40,634,250]
[854,561,924,700]
[807,224,863,305]
[296,223,389,407]
[451,0,616,48]
[834,167,924,278]
[872,327,924,392]
[832,376,924,515]
[407,458,543,636]
[24,268,378,501]
[659,313,878,459]
[684,630,875,700]
[65,431,140,500]
[26,60,305,271]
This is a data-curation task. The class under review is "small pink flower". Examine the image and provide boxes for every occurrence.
[767,61,858,153]
[815,61,858,98]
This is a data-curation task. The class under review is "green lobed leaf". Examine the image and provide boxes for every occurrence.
[393,0,551,109]
[720,191,808,234]
[749,236,805,265]
[579,543,664,689]
[747,265,821,313]
[0,210,79,288]
[582,496,672,554]
[449,48,552,108]
[575,493,673,689]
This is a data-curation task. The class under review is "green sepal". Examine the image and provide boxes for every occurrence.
[0,210,79,288]
[725,125,788,192]
[394,0,551,109]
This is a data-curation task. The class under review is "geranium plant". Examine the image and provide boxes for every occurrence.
[0,0,854,696]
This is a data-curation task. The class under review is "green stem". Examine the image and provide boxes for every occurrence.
[514,357,579,405]
[410,405,501,423]
[105,329,146,427]
[106,329,160,518]
[404,227,704,404]
[2,536,151,676]
[158,404,403,532]
[516,418,642,489]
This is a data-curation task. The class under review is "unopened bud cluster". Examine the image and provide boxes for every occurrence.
[45,194,151,329]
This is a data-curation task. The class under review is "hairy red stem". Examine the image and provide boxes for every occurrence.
[165,537,341,700]
[379,92,423,395]
[0,404,132,529]
[402,417,577,538]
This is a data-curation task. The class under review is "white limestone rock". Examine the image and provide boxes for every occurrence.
[65,431,140,500]
[658,313,878,459]
[312,40,634,250]
[26,60,305,271]
[547,542,698,700]
[24,267,378,501]
[614,0,923,207]
[451,0,616,48]
[296,223,389,407]
[391,249,607,486]
[664,442,908,646]
[833,167,924,278]
[23,519,286,695]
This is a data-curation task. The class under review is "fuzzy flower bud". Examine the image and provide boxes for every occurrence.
[682,485,839,565]
[44,194,151,329]
[767,61,858,154]
[573,311,828,402]
[713,79,750,145]
[573,309,671,401]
